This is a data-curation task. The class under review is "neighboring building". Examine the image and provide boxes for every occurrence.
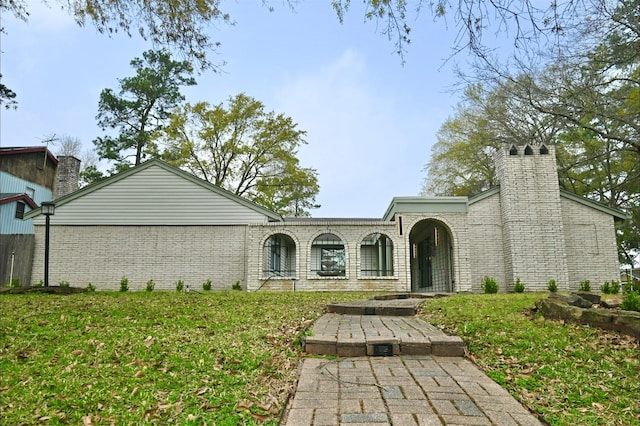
[25,144,628,292]
[1,147,58,234]
[0,147,58,286]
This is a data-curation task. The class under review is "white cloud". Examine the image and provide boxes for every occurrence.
[274,49,424,217]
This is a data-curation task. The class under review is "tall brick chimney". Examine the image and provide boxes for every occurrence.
[494,143,570,291]
[54,156,81,199]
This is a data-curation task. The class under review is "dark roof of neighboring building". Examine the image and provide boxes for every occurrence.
[0,146,58,166]
[0,193,38,209]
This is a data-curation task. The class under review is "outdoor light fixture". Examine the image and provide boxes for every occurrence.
[41,201,55,287]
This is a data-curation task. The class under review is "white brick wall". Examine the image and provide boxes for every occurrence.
[561,198,621,289]
[468,192,507,291]
[32,225,248,291]
[246,221,409,292]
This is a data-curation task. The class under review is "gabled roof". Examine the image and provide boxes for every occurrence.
[559,190,630,221]
[24,159,282,222]
[0,193,38,209]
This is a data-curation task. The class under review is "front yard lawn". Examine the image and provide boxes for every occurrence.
[1,291,638,425]
[419,293,639,425]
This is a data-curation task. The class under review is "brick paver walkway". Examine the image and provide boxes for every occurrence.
[283,356,543,425]
[282,296,543,425]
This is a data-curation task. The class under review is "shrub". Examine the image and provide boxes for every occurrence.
[120,276,129,292]
[145,279,155,292]
[514,277,525,293]
[35,280,44,288]
[547,279,558,293]
[86,283,96,292]
[609,280,620,294]
[622,277,639,294]
[176,280,184,292]
[601,280,620,295]
[481,276,499,294]
[579,280,591,292]
[202,279,212,291]
[5,278,20,288]
[59,281,70,288]
[232,281,242,291]
[620,291,640,312]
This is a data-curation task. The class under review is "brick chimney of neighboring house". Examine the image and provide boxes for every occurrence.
[54,156,81,199]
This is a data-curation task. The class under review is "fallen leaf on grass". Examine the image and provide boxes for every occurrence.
[250,412,270,422]
[81,415,94,425]
[237,401,253,411]
[71,350,84,356]
[130,386,139,397]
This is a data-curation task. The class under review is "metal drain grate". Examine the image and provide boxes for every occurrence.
[372,343,393,356]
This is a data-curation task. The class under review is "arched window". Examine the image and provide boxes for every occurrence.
[311,233,345,277]
[509,145,518,155]
[360,233,394,277]
[263,234,296,278]
[524,145,534,155]
[540,144,549,155]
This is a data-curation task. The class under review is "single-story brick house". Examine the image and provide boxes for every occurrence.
[26,144,627,292]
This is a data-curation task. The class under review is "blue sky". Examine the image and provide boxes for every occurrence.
[1,1,476,217]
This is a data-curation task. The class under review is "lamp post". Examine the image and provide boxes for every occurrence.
[41,201,56,287]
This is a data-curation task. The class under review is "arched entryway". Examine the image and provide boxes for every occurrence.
[409,219,454,292]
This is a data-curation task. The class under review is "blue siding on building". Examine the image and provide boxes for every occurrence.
[1,171,53,234]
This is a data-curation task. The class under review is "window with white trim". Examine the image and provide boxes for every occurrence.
[263,234,296,277]
[311,233,345,277]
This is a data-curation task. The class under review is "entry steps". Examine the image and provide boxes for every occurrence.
[303,294,465,357]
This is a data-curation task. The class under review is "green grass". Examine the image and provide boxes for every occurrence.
[0,291,367,425]
[419,293,640,425]
[2,292,638,425]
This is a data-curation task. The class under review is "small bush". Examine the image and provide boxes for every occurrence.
[59,281,70,288]
[145,279,155,292]
[620,291,640,312]
[601,280,620,295]
[579,280,591,292]
[622,277,639,294]
[202,279,212,291]
[609,280,620,294]
[547,279,558,293]
[120,276,129,292]
[176,280,184,292]
[481,276,499,294]
[9,278,21,288]
[514,277,525,293]
[34,280,44,287]
[86,283,96,292]
[232,281,242,291]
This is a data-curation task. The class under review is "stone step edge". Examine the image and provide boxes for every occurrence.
[325,306,418,316]
[303,335,465,357]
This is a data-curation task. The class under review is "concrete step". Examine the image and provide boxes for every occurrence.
[326,297,425,316]
[303,314,466,357]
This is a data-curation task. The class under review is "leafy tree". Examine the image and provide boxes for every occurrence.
[160,94,320,216]
[0,74,17,109]
[94,50,196,170]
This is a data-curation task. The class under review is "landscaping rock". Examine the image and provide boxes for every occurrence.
[601,298,622,309]
[536,297,640,339]
[574,291,601,305]
[566,294,593,308]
